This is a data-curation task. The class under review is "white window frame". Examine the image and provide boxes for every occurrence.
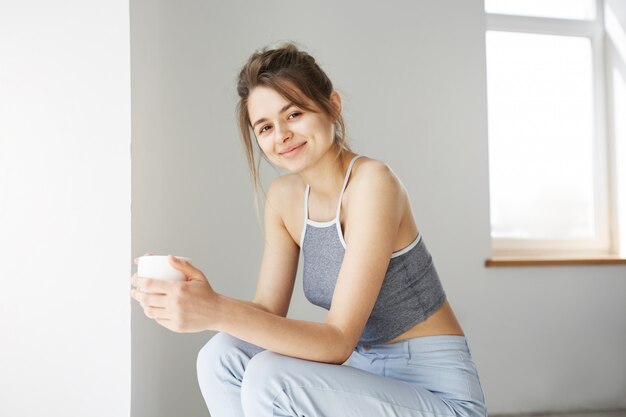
[486,0,618,258]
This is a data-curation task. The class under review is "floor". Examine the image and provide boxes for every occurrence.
[493,410,626,417]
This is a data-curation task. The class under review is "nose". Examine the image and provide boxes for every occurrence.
[274,120,292,143]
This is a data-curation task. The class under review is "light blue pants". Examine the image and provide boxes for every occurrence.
[197,332,487,417]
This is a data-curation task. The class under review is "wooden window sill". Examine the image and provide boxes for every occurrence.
[485,256,626,267]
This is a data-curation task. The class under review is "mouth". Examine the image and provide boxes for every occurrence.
[280,142,306,155]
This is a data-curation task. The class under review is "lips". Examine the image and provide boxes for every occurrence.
[280,142,306,154]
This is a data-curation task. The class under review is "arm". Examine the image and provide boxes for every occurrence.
[238,300,274,314]
[246,177,299,318]
[132,163,403,365]
[215,296,348,363]
[214,176,350,363]
[216,162,404,364]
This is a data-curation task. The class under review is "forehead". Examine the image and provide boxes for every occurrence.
[247,86,289,121]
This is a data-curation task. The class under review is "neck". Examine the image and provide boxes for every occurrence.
[299,148,356,201]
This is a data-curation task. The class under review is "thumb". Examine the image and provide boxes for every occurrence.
[168,255,204,281]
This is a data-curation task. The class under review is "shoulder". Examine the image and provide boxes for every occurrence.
[265,173,305,202]
[349,156,404,199]
[263,173,306,222]
[342,157,408,250]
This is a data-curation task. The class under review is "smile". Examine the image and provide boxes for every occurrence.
[280,142,306,156]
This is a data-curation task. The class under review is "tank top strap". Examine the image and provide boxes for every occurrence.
[300,183,311,248]
[303,183,310,224]
[335,155,363,219]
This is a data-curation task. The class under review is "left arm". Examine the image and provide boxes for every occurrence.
[131,162,404,364]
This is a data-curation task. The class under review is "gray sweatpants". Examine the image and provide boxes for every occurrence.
[196,332,487,417]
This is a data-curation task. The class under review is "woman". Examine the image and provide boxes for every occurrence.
[131,41,487,417]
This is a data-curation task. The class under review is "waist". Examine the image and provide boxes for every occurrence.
[382,299,464,344]
[355,334,469,356]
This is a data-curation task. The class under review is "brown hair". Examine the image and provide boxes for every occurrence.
[236,41,352,214]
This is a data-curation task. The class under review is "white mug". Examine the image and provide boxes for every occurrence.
[137,255,191,285]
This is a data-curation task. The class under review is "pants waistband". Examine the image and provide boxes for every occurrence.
[355,335,469,356]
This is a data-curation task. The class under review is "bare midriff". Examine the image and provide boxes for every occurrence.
[383,299,465,344]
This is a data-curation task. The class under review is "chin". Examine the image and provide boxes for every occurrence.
[284,160,310,174]
[281,163,303,173]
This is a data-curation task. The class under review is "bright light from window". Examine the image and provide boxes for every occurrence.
[614,67,626,256]
[485,0,596,20]
[486,31,595,240]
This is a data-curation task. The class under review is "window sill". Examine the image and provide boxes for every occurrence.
[485,255,626,267]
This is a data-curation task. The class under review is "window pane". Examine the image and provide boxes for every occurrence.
[485,0,596,20]
[486,31,595,240]
[613,68,626,256]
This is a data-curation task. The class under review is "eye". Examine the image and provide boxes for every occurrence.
[288,112,301,119]
[258,125,271,135]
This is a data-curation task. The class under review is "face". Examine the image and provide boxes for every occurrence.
[247,85,340,172]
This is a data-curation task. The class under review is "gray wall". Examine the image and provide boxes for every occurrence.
[130,1,626,416]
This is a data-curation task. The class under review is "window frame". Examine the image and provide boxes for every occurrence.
[485,0,618,259]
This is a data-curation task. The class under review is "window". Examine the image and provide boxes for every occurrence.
[484,0,626,262]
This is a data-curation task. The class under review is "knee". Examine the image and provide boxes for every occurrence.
[240,351,296,415]
[241,350,281,384]
[196,332,247,387]
[197,332,234,371]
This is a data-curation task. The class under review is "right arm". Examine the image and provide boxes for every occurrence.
[247,176,300,317]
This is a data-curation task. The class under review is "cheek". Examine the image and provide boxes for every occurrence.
[316,122,334,142]
[313,119,334,140]
[254,135,266,149]
[256,138,274,157]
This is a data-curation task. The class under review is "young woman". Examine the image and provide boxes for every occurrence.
[131,42,487,417]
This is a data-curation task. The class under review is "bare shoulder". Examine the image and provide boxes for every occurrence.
[349,157,405,198]
[344,156,418,250]
[264,173,306,244]
[265,173,306,209]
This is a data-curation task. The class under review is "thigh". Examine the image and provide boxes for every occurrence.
[242,350,457,417]
[378,338,488,417]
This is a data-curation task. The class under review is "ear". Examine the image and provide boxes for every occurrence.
[330,90,342,114]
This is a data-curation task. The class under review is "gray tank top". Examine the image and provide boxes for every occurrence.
[300,155,447,345]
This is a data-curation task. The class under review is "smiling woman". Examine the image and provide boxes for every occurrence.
[236,43,350,208]
[131,41,487,417]
[246,85,340,172]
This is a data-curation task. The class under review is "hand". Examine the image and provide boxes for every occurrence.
[133,252,153,265]
[130,255,221,333]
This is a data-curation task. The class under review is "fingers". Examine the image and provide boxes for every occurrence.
[133,252,153,265]
[130,272,140,290]
[168,256,204,281]
[131,286,167,308]
[141,304,167,319]
[131,274,172,295]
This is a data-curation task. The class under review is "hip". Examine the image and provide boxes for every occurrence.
[348,335,487,417]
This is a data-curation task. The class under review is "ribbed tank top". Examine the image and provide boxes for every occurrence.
[300,155,447,345]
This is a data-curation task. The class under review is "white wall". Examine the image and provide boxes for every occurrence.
[130,0,626,416]
[0,1,131,416]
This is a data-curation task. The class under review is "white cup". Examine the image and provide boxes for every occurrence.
[137,255,191,285]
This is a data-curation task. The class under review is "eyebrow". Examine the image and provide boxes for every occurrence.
[251,102,296,130]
